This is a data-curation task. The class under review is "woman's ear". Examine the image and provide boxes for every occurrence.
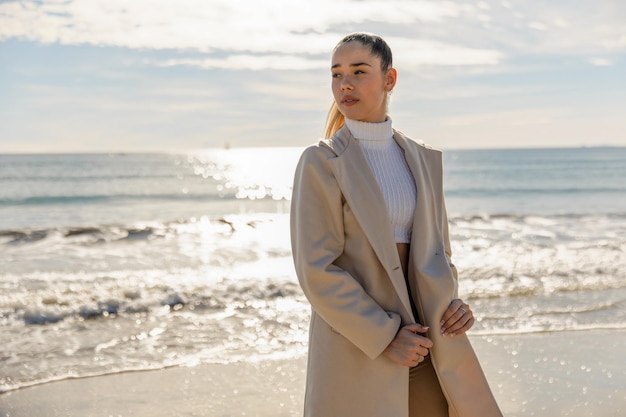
[385,68,398,92]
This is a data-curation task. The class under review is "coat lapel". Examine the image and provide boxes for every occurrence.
[326,127,414,321]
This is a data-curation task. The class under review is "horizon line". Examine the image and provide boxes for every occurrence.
[1,144,625,156]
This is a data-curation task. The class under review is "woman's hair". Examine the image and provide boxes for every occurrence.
[324,33,393,138]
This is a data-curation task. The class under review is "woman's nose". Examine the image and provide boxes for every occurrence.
[340,76,353,90]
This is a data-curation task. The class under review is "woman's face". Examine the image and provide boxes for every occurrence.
[331,41,396,123]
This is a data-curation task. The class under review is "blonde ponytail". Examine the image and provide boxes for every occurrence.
[324,101,345,139]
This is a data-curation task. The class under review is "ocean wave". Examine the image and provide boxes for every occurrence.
[0,173,179,182]
[446,186,625,196]
[3,277,304,327]
[0,193,241,207]
[471,322,626,337]
[1,212,624,244]
[449,212,626,222]
[2,263,622,330]
[0,216,259,245]
[0,188,293,207]
[462,276,626,300]
[0,225,163,245]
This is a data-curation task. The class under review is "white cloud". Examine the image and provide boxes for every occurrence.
[1,0,625,72]
[158,41,504,71]
[491,2,626,55]
[528,21,548,31]
[0,0,462,52]
[158,55,328,71]
[0,0,626,70]
[589,57,613,66]
[390,38,503,67]
[0,0,503,70]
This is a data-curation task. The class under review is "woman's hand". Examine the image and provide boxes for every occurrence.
[383,324,433,367]
[440,298,474,336]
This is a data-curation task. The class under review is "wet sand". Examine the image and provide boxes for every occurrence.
[1,329,624,417]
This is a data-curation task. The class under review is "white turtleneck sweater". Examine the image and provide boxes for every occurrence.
[345,118,417,243]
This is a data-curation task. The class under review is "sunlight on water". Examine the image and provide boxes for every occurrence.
[187,147,303,201]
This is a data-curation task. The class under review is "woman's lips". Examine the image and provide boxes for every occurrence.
[341,96,359,106]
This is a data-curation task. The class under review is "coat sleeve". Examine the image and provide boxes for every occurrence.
[290,146,401,360]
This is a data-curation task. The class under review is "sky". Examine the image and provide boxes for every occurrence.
[0,0,625,152]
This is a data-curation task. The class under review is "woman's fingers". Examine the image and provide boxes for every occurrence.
[404,326,432,359]
[443,312,473,336]
[439,299,464,324]
[440,299,474,336]
[404,323,429,334]
[451,316,475,336]
[384,324,434,367]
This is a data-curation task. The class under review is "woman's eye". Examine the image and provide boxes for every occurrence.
[332,73,341,78]
[355,70,365,75]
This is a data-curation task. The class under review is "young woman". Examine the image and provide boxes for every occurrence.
[290,33,502,417]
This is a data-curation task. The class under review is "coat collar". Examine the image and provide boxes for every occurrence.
[323,125,424,321]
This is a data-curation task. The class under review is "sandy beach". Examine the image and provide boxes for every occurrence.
[1,329,624,417]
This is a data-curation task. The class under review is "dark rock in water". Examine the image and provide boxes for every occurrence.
[218,218,235,232]
[78,300,121,319]
[266,283,285,298]
[269,289,285,298]
[163,293,186,309]
[125,305,150,314]
[23,310,64,325]
[28,230,48,242]
[124,228,154,240]
[64,227,101,237]
[98,300,120,316]
[79,306,103,319]
[190,297,225,311]
[123,289,141,300]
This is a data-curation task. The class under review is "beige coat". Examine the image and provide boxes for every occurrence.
[290,125,502,417]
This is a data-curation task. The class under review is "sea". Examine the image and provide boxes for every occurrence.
[1,146,625,393]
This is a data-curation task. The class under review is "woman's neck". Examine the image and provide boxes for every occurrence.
[345,117,393,142]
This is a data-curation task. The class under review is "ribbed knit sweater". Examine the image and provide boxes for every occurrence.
[345,118,417,243]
